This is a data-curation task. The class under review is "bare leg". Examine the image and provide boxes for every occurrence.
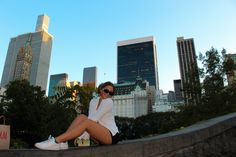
[55,118,112,145]
[66,114,87,132]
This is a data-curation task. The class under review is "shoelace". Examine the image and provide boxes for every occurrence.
[48,135,52,139]
[41,135,54,144]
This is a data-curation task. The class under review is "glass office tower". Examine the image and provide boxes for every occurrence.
[117,36,159,90]
[48,73,68,97]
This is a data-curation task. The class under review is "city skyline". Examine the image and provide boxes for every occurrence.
[0,1,236,93]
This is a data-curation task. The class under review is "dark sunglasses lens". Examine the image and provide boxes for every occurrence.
[103,89,109,93]
[103,89,114,96]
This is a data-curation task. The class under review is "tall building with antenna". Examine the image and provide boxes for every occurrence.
[1,14,53,91]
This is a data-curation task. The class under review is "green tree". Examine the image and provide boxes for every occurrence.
[197,47,236,118]
[182,64,201,105]
[3,80,49,148]
[115,116,135,140]
[42,102,77,140]
[52,84,95,115]
[177,47,236,126]
[1,80,123,147]
[133,112,179,138]
[199,48,225,98]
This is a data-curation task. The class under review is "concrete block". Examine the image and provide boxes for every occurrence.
[192,128,210,143]
[90,142,143,157]
[143,137,174,157]
[0,149,61,157]
[62,147,91,157]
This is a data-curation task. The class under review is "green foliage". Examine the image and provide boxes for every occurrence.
[42,102,77,138]
[220,83,236,113]
[199,47,236,115]
[0,80,84,148]
[200,47,225,97]
[73,85,94,115]
[115,116,135,140]
[10,138,29,149]
[52,85,95,115]
[177,47,236,126]
[1,80,49,147]
[115,112,179,140]
[133,112,179,137]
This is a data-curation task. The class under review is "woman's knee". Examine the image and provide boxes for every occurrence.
[78,114,88,120]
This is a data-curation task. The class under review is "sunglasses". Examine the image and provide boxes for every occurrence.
[103,89,114,96]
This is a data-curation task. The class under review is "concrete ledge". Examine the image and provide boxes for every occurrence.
[0,112,236,157]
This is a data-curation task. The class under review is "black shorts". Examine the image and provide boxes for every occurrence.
[109,131,120,144]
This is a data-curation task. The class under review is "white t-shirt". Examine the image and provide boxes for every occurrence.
[88,97,119,136]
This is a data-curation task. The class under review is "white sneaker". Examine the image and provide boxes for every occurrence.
[35,135,68,150]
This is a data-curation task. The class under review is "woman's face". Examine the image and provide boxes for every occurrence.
[100,85,114,99]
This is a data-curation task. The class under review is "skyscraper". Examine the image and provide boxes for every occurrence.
[1,14,53,91]
[117,36,159,90]
[48,73,68,97]
[83,66,97,88]
[173,79,184,101]
[176,37,200,105]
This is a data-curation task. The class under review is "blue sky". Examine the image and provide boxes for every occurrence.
[0,0,236,93]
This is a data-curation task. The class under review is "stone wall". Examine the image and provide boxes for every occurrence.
[155,126,236,157]
[0,112,236,157]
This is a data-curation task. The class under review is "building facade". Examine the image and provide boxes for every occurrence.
[48,73,80,104]
[1,14,53,91]
[174,79,184,101]
[153,90,184,112]
[83,66,97,88]
[113,77,155,118]
[226,53,236,85]
[117,36,159,90]
[176,37,200,105]
[153,90,171,112]
[48,73,69,97]
[113,86,148,118]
